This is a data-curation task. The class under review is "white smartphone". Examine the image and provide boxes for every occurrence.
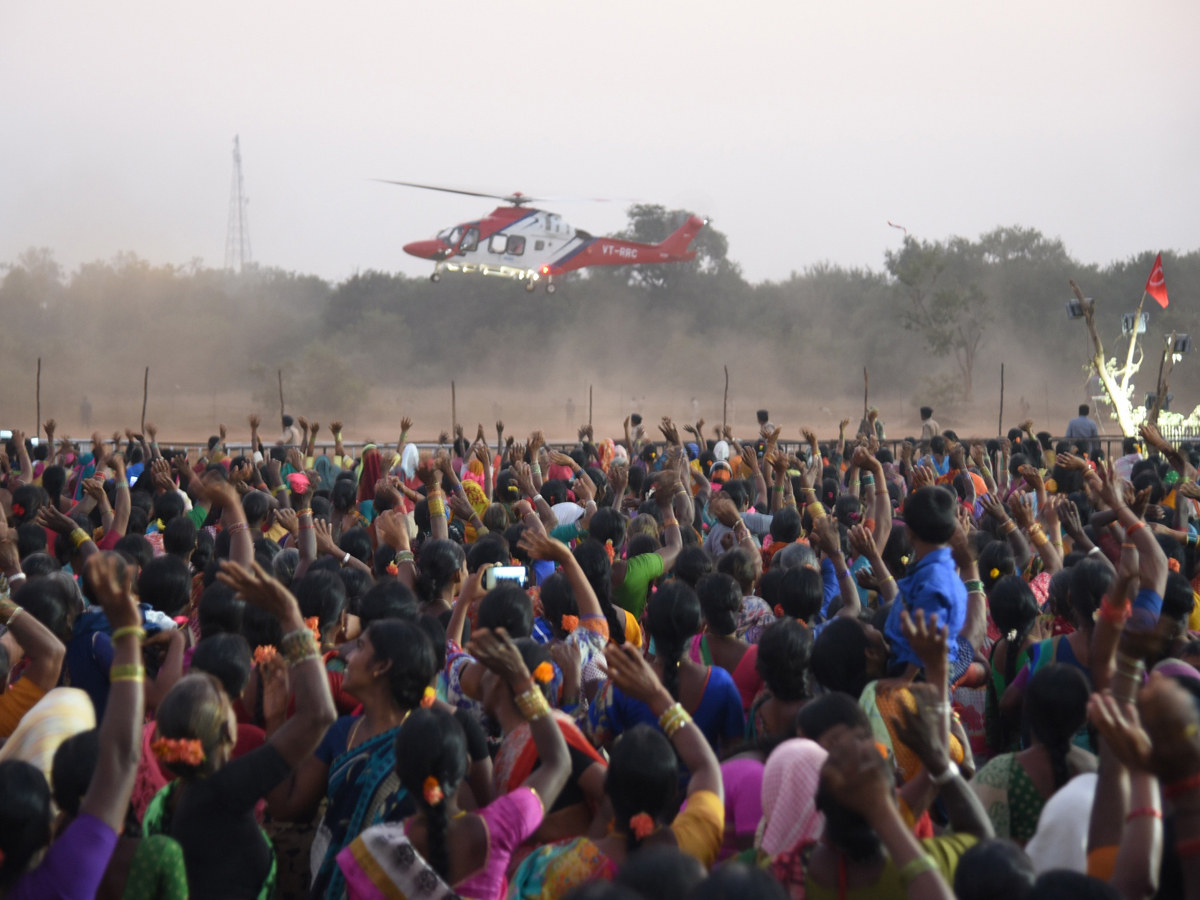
[485,565,527,590]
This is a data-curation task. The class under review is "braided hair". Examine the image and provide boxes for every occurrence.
[574,540,626,645]
[1025,664,1089,790]
[990,576,1040,688]
[394,709,469,881]
[646,581,701,700]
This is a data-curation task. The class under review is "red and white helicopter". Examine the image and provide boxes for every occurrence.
[384,180,707,293]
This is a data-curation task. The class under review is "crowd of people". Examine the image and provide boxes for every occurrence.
[0,406,1198,900]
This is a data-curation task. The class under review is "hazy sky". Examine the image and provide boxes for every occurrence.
[3,1,1198,284]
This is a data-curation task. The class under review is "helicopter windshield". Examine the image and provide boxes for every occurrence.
[437,226,464,246]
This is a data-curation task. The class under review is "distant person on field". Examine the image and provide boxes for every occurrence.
[280,414,301,445]
[1064,404,1099,457]
[919,406,940,451]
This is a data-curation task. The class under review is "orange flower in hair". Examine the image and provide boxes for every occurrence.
[532,661,555,684]
[420,686,436,709]
[560,615,579,633]
[386,561,399,576]
[305,616,322,642]
[774,604,785,618]
[254,645,277,665]
[629,813,655,840]
[152,737,206,767]
[423,776,444,806]
[1168,558,1181,573]
[603,539,616,564]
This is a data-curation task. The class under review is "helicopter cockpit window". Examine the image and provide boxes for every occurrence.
[460,228,479,252]
[489,234,509,254]
[439,227,463,247]
[507,236,526,256]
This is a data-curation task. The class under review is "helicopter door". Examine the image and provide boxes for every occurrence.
[460,228,479,253]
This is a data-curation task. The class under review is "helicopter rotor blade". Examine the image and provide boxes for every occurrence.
[373,180,516,202]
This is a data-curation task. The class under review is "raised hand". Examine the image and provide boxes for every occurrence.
[248,413,261,430]
[848,522,878,558]
[819,725,895,820]
[275,507,299,536]
[144,422,157,442]
[312,518,341,556]
[43,419,56,439]
[801,427,817,447]
[838,418,850,432]
[900,608,948,673]
[707,494,741,528]
[495,420,503,437]
[216,560,299,620]
[448,492,478,522]
[969,442,986,468]
[467,628,531,691]
[84,554,141,630]
[476,423,486,444]
[517,529,572,565]
[1008,491,1035,529]
[218,422,227,442]
[375,508,411,551]
[892,682,952,775]
[329,420,343,437]
[35,504,78,535]
[604,642,669,706]
[911,465,937,491]
[811,514,841,557]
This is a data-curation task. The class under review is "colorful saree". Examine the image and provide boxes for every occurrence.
[311,726,410,900]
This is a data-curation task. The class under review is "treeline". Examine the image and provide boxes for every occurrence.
[2,210,1197,435]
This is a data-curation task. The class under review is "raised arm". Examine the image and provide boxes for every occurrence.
[216,560,336,767]
[0,568,66,692]
[813,515,860,619]
[79,554,146,833]
[653,471,684,572]
[604,642,723,802]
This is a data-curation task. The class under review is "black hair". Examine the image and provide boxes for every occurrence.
[769,506,803,544]
[696,573,741,636]
[15,521,47,558]
[241,491,269,526]
[415,539,466,604]
[394,709,468,880]
[796,691,871,742]
[198,582,244,639]
[756,618,812,702]
[241,603,284,651]
[367,619,437,709]
[1068,558,1114,630]
[161,516,198,558]
[20,552,59,578]
[574,540,627,645]
[904,486,957,544]
[929,434,946,455]
[294,569,348,640]
[494,470,521,503]
[338,566,371,616]
[978,540,1016,592]
[816,771,882,862]
[722,480,749,511]
[14,575,76,643]
[689,862,788,900]
[114,533,154,571]
[1165,571,1197,626]
[0,760,53,886]
[51,729,99,819]
[776,566,824,623]
[331,479,357,513]
[466,533,511,573]
[587,507,627,548]
[539,572,579,638]
[417,614,448,672]
[615,846,706,900]
[645,581,701,699]
[990,576,1040,687]
[540,478,569,507]
[151,488,186,526]
[476,585,533,638]
[716,547,756,594]
[336,526,371,564]
[41,465,66,509]
[1025,664,1089,791]
[138,554,191,617]
[606,725,680,852]
[672,546,714,589]
[1025,871,1120,900]
[954,839,1037,900]
[191,633,254,698]
[192,529,215,573]
[358,580,420,628]
[9,485,44,527]
[811,617,875,697]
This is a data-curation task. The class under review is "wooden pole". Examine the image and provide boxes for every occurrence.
[141,366,149,433]
[451,381,457,437]
[588,385,593,430]
[722,365,729,432]
[277,369,285,421]
[1148,333,1174,426]
[35,358,41,441]
[998,363,1005,438]
[863,368,869,424]
[1118,290,1148,394]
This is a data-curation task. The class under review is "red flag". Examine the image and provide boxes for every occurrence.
[1145,252,1169,308]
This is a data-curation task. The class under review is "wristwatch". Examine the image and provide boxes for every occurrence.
[930,760,960,787]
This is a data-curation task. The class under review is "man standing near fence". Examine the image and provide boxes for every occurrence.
[1065,404,1099,457]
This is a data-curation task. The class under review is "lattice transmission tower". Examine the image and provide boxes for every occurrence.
[224,135,252,271]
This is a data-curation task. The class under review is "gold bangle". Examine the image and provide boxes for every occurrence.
[69,527,91,550]
[999,520,1017,536]
[279,627,319,665]
[0,600,22,626]
[111,625,146,643]
[515,686,551,721]
[110,664,145,682]
[658,701,693,738]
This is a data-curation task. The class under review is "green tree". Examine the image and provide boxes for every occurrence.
[886,236,992,401]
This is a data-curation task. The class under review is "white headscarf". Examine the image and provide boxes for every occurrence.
[713,440,730,462]
[400,443,420,480]
[1025,773,1097,874]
